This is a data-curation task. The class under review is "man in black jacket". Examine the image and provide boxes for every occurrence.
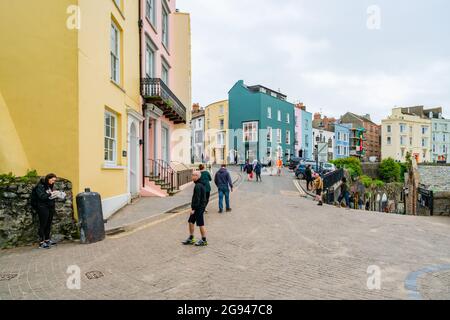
[182,171,208,246]
[305,165,313,191]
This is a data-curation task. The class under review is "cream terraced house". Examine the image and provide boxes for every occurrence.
[205,100,229,165]
[382,107,432,163]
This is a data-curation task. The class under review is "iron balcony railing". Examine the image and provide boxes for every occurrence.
[141,78,187,123]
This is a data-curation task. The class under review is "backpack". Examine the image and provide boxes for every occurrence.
[30,184,39,209]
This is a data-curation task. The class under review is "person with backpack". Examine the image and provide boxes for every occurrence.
[199,164,212,213]
[214,164,233,213]
[31,173,59,249]
[254,160,262,182]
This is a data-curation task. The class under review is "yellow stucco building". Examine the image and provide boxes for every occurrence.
[0,0,141,218]
[170,11,192,165]
[381,107,432,163]
[205,100,230,164]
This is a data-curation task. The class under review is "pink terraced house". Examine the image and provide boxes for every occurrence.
[139,0,192,197]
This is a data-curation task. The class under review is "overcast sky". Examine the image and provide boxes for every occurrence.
[177,0,450,123]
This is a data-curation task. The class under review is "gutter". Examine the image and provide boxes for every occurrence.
[138,0,146,186]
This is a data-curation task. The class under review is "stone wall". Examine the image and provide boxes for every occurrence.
[0,178,79,249]
[361,163,380,179]
[433,192,450,216]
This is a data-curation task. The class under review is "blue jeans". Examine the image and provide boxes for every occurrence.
[218,188,230,211]
[338,191,350,207]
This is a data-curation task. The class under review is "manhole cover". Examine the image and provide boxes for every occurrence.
[85,271,104,280]
[0,273,18,281]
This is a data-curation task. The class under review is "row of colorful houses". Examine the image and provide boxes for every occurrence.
[192,80,368,165]
[0,0,192,219]
[193,80,450,166]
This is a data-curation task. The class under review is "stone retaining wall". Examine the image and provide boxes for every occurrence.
[361,163,380,179]
[433,192,450,216]
[0,178,79,249]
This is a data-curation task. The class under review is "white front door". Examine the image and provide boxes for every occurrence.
[161,126,169,163]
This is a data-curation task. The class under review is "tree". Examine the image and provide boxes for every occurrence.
[331,157,362,178]
[379,158,401,183]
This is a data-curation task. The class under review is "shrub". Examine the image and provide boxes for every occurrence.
[373,180,385,188]
[379,158,401,183]
[331,157,362,177]
[0,169,39,187]
[360,175,373,188]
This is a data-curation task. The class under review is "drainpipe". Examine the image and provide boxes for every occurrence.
[139,0,146,186]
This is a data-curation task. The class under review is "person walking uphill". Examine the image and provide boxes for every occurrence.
[31,173,60,249]
[336,177,350,208]
[182,171,208,247]
[276,158,283,176]
[244,160,253,181]
[214,164,233,213]
[254,160,262,182]
[199,164,212,213]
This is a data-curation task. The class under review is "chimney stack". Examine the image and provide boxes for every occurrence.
[192,103,200,113]
[295,103,306,111]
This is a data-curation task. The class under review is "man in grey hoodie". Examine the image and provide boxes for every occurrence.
[214,164,234,213]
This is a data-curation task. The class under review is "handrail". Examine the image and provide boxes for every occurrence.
[323,168,344,190]
[148,159,192,193]
[170,160,191,171]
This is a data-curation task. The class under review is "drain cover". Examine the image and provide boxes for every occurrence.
[0,273,18,281]
[85,271,104,280]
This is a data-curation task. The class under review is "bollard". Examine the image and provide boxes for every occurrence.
[76,188,105,244]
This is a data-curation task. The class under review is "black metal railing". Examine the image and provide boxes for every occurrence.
[140,78,187,123]
[147,159,193,194]
[148,159,175,193]
[323,168,344,190]
[170,161,193,189]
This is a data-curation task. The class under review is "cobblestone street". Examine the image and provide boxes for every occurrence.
[1,168,450,300]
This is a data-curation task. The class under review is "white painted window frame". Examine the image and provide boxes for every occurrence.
[104,111,118,165]
[111,20,121,84]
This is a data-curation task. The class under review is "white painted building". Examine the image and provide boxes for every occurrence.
[312,128,335,162]
[191,104,205,163]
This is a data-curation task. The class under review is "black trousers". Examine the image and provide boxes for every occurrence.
[256,173,262,181]
[37,204,55,242]
[205,192,211,208]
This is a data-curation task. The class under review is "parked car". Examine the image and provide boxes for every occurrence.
[295,163,321,179]
[322,162,336,172]
[295,162,335,179]
[288,157,306,170]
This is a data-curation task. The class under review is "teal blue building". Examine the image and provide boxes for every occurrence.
[228,80,295,164]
